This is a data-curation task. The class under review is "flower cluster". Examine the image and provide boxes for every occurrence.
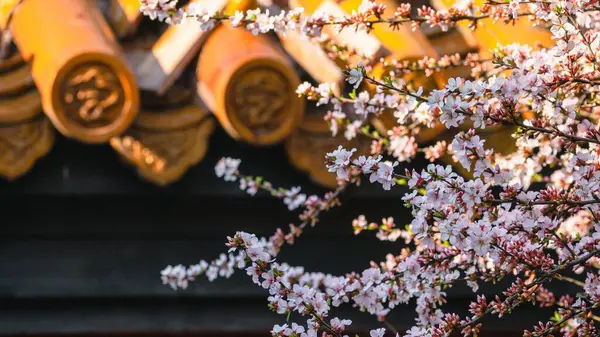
[140,0,548,36]
[162,163,345,288]
[153,0,600,336]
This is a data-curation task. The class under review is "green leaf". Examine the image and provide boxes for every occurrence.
[550,310,563,323]
[349,89,357,99]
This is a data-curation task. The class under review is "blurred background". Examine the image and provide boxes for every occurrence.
[0,0,563,336]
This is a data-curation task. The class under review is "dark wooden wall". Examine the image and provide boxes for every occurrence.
[0,130,569,336]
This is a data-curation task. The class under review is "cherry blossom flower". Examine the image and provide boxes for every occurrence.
[327,146,357,181]
[369,161,399,191]
[369,328,386,337]
[283,186,307,211]
[215,157,241,181]
[347,63,364,89]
